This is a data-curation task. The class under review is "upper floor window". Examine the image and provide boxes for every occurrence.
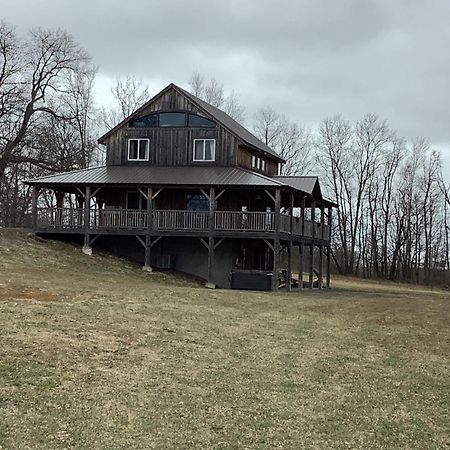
[159,112,186,127]
[129,112,216,129]
[129,113,158,128]
[193,139,215,162]
[128,138,149,161]
[188,113,215,128]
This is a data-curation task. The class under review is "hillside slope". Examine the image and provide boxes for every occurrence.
[0,229,449,449]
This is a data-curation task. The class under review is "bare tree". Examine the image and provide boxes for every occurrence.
[188,72,245,122]
[100,75,150,131]
[253,107,282,147]
[0,25,90,184]
[316,115,354,274]
[0,23,93,226]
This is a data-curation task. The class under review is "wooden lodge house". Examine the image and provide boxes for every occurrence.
[26,83,336,291]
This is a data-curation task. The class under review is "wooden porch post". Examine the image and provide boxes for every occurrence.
[320,204,325,240]
[207,236,215,288]
[83,186,92,255]
[326,206,332,288]
[31,185,38,229]
[318,245,323,290]
[273,188,281,291]
[206,187,216,288]
[289,192,294,234]
[309,244,314,289]
[287,240,293,292]
[328,206,332,241]
[311,200,316,239]
[143,186,153,271]
[326,245,331,289]
[301,195,305,236]
[298,243,304,291]
[273,238,280,291]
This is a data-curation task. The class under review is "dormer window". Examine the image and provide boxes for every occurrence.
[128,138,149,161]
[193,139,215,162]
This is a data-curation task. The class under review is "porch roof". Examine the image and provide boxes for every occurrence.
[26,166,337,206]
[26,165,286,188]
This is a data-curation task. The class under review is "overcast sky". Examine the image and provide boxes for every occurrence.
[2,0,450,177]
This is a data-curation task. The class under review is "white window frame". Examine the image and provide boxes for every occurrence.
[128,138,150,161]
[262,159,266,171]
[193,139,216,162]
[251,155,256,168]
[256,157,261,170]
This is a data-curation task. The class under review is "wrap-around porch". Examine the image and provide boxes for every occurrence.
[29,179,334,291]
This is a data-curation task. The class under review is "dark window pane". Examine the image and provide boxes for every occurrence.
[138,140,148,159]
[188,114,215,128]
[129,114,158,128]
[186,195,209,211]
[194,140,204,160]
[129,140,139,159]
[204,140,213,160]
[159,112,186,127]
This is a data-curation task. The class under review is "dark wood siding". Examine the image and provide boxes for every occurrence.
[104,88,238,167]
[237,146,279,177]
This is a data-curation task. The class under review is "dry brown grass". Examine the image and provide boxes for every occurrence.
[0,229,449,449]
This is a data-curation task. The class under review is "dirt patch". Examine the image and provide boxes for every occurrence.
[0,284,59,302]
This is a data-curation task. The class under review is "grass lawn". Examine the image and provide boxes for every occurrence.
[0,229,449,449]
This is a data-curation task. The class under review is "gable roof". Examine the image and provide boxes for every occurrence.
[274,176,321,195]
[275,175,338,207]
[98,83,284,162]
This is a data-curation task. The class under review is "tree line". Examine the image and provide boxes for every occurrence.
[1,23,449,285]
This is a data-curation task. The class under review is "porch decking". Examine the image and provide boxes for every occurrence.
[35,207,330,240]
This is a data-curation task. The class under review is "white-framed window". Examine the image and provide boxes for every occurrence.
[262,159,266,171]
[193,139,215,162]
[128,138,149,161]
[256,157,261,169]
[251,155,256,168]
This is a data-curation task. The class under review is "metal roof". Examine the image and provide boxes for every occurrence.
[26,165,287,188]
[273,176,319,194]
[175,85,283,161]
[98,83,284,162]
[274,175,338,207]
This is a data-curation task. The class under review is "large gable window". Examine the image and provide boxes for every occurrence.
[188,113,215,128]
[129,114,158,128]
[128,138,149,161]
[159,112,186,127]
[193,139,215,162]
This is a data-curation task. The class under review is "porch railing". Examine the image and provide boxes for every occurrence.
[35,207,330,240]
[215,211,275,231]
[153,210,209,230]
[36,207,84,228]
[91,209,147,229]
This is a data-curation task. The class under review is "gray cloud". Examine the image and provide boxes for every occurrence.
[3,0,450,176]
